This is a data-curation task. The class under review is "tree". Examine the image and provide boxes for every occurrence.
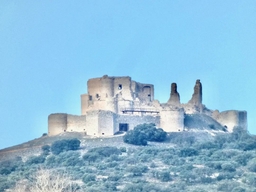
[41,145,50,156]
[9,168,80,192]
[123,129,147,146]
[123,123,167,145]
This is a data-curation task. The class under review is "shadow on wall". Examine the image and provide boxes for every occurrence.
[184,114,226,131]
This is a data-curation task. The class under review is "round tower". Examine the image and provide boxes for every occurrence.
[48,113,67,136]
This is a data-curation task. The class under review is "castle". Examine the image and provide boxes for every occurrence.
[48,75,247,136]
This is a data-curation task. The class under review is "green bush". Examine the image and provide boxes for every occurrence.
[45,155,56,167]
[123,182,161,192]
[152,170,172,182]
[126,165,148,176]
[123,123,167,145]
[82,174,96,183]
[83,147,121,165]
[217,172,236,181]
[83,152,101,164]
[41,145,50,155]
[217,181,239,191]
[123,129,148,146]
[107,173,123,181]
[196,141,217,150]
[235,153,252,166]
[26,155,45,165]
[87,146,121,157]
[0,157,23,175]
[51,138,81,155]
[61,151,83,167]
[179,147,198,157]
[221,162,236,172]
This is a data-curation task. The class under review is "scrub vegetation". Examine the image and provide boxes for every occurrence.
[1,125,256,192]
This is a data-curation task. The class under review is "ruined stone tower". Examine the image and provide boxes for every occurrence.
[167,83,180,106]
[189,79,202,106]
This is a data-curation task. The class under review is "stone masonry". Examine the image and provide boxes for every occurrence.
[48,75,247,136]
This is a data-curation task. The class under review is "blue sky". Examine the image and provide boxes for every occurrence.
[0,1,256,149]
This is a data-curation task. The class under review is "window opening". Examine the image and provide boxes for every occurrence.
[119,123,129,132]
[118,84,122,90]
[89,95,92,100]
[96,94,99,98]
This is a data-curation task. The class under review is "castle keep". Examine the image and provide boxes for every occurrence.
[48,75,247,136]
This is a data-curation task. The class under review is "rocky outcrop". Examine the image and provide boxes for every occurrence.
[168,83,180,106]
[188,79,202,106]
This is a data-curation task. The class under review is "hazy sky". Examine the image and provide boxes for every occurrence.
[1,1,256,149]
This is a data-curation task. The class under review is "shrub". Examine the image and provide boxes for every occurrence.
[51,138,80,155]
[83,147,121,165]
[87,146,121,157]
[107,173,122,181]
[0,157,22,175]
[235,153,252,166]
[221,162,236,172]
[61,151,83,167]
[123,129,147,146]
[41,145,50,156]
[82,174,96,183]
[42,144,50,152]
[123,182,161,192]
[238,139,256,151]
[26,155,45,165]
[123,123,167,145]
[83,152,101,164]
[206,162,222,170]
[126,165,148,176]
[196,141,217,150]
[152,170,171,182]
[217,181,239,191]
[45,155,56,167]
[179,148,198,157]
[120,147,126,152]
[217,172,236,181]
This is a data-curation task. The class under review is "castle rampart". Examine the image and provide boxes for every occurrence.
[48,75,247,136]
[212,110,247,132]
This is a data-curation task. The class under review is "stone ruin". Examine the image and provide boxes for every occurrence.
[48,75,247,136]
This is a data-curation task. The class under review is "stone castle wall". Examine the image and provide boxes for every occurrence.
[114,114,160,132]
[48,113,67,136]
[66,115,86,133]
[98,111,115,135]
[212,110,247,132]
[160,109,184,132]
[48,76,247,136]
[48,114,87,136]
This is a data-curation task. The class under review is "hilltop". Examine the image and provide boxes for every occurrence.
[1,126,256,192]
